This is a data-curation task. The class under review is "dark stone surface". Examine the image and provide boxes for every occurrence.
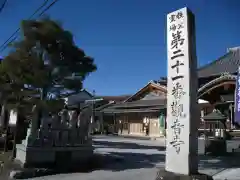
[206,139,226,155]
[10,168,56,179]
[9,154,106,179]
[155,169,213,180]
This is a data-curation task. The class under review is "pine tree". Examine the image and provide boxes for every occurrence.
[0,17,97,115]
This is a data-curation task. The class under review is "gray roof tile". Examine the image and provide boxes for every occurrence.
[198,49,240,78]
[203,110,227,121]
[156,49,240,83]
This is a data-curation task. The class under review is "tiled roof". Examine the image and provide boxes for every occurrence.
[97,95,131,102]
[198,49,240,78]
[113,98,166,108]
[101,99,166,113]
[203,110,227,121]
[94,101,116,111]
[101,99,166,114]
[155,49,240,82]
[102,107,163,114]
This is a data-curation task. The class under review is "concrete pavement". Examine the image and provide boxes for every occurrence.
[24,135,240,180]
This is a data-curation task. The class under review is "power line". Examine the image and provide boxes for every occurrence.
[38,0,59,17]
[0,0,50,52]
[0,0,8,13]
[0,0,60,53]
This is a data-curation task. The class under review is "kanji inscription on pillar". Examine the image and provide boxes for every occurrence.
[165,7,199,175]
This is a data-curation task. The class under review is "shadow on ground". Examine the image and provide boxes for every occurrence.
[95,153,240,172]
[198,154,240,169]
[3,140,240,179]
[93,139,166,151]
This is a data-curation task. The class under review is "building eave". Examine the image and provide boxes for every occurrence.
[123,81,167,103]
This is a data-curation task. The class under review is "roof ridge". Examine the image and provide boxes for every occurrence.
[123,81,166,103]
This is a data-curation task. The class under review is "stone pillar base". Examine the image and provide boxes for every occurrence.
[155,169,213,180]
[15,144,94,168]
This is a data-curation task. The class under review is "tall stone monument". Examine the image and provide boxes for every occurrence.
[156,7,213,180]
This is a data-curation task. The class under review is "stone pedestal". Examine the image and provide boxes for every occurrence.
[70,130,78,145]
[62,131,69,146]
[156,170,213,180]
[16,144,94,168]
[15,128,94,168]
[16,144,56,168]
[15,109,94,169]
[16,143,94,168]
[53,130,61,147]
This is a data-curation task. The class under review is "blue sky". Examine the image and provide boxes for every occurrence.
[0,0,239,96]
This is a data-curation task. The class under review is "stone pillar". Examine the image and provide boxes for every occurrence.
[77,112,81,128]
[51,114,61,146]
[25,106,41,147]
[60,109,69,128]
[229,103,234,129]
[59,109,69,146]
[30,105,40,136]
[69,110,78,129]
[69,110,78,145]
[0,105,6,129]
[156,7,213,180]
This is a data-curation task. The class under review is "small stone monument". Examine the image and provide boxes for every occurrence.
[15,104,94,170]
[156,7,213,180]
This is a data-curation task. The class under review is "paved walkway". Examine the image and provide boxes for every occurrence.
[22,136,240,180]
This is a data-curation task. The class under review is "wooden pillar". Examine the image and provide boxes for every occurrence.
[100,112,104,134]
[229,103,234,129]
[126,114,130,134]
[114,113,116,133]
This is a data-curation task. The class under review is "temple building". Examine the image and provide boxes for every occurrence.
[97,47,240,138]
[98,81,167,137]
